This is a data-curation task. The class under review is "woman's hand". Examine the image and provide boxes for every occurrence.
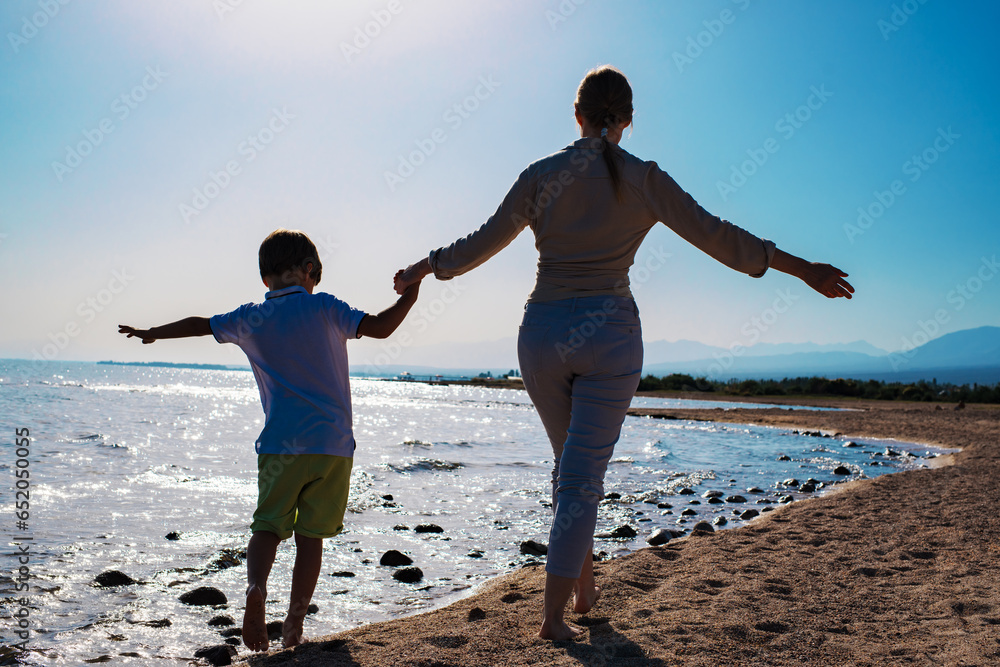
[394,258,431,295]
[799,262,854,299]
[771,248,854,299]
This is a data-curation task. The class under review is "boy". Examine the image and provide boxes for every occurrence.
[119,228,420,652]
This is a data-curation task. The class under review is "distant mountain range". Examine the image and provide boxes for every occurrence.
[349,326,1000,385]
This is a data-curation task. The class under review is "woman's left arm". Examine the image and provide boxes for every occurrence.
[770,248,854,299]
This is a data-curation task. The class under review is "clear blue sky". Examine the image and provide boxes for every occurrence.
[1,0,997,367]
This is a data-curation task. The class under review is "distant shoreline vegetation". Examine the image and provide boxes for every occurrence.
[97,360,248,372]
[639,373,1000,404]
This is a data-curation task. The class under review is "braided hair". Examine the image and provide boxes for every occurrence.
[574,65,633,203]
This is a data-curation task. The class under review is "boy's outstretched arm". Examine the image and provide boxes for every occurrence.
[357,282,420,340]
[118,317,213,344]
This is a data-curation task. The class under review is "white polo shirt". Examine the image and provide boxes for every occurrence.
[209,286,367,457]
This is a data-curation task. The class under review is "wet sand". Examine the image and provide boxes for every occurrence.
[244,399,1000,666]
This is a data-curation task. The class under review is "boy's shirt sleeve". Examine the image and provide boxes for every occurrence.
[209,304,249,344]
[323,294,367,340]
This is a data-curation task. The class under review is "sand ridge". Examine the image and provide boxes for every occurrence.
[241,399,1000,666]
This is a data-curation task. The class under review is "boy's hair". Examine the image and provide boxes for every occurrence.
[259,228,322,283]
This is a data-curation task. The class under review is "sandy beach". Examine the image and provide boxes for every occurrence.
[240,398,1000,666]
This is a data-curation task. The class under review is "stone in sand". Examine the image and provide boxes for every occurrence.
[393,567,424,583]
[379,550,414,567]
[415,523,444,533]
[740,509,760,520]
[520,540,548,556]
[193,644,236,666]
[179,586,227,606]
[94,571,138,588]
[646,528,679,546]
[691,522,714,533]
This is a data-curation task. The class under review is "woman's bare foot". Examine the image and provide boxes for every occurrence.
[572,583,601,614]
[538,618,584,641]
[282,616,308,648]
[242,585,269,652]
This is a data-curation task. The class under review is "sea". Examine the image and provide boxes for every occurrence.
[0,360,950,665]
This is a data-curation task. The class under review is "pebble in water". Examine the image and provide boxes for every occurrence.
[833,466,851,475]
[415,523,444,534]
[726,495,747,504]
[194,645,236,666]
[178,587,227,606]
[740,509,760,520]
[519,540,548,556]
[610,525,637,539]
[94,571,138,588]
[393,567,424,583]
[379,550,414,567]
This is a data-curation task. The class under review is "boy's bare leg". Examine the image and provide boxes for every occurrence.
[282,533,323,648]
[244,530,280,652]
[572,550,600,614]
[539,572,583,640]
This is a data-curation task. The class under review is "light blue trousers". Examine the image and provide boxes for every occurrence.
[517,295,642,579]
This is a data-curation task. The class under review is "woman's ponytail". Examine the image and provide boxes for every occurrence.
[575,66,633,203]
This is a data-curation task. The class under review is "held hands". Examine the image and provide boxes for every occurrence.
[394,258,431,295]
[118,325,156,344]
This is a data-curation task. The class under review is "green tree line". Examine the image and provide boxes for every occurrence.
[637,373,1000,404]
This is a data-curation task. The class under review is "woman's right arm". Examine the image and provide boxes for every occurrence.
[394,168,537,294]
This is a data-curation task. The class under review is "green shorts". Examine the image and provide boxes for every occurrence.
[252,453,353,540]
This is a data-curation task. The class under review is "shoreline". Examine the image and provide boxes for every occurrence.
[244,399,1000,666]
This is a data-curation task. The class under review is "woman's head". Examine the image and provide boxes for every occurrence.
[574,65,633,132]
[574,66,633,202]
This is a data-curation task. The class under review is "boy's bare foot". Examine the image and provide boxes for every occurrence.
[538,618,584,641]
[242,586,269,652]
[572,583,601,614]
[282,616,307,648]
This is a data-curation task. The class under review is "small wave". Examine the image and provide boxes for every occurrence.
[382,458,464,474]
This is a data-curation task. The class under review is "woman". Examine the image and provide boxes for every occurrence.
[394,65,853,640]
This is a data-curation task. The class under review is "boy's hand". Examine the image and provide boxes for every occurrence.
[119,325,156,344]
[394,258,431,295]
